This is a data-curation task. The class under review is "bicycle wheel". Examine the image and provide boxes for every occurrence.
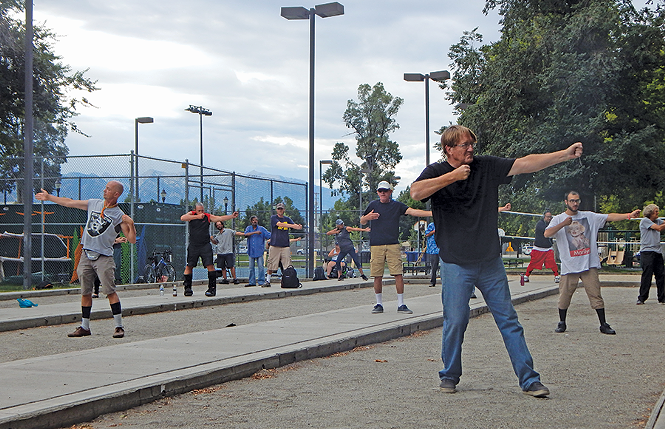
[164,263,177,282]
[144,265,157,283]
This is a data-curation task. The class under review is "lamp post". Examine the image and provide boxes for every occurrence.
[404,71,450,167]
[185,105,212,204]
[281,2,344,278]
[319,160,332,263]
[223,196,229,215]
[54,178,61,197]
[161,189,167,203]
[134,117,154,201]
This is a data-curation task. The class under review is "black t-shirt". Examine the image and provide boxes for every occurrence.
[414,155,514,264]
[363,199,408,246]
[534,219,553,249]
[188,212,212,246]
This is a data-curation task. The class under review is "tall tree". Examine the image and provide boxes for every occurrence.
[445,0,665,212]
[0,0,97,200]
[323,82,403,211]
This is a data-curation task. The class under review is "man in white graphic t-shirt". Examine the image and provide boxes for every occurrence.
[545,190,640,335]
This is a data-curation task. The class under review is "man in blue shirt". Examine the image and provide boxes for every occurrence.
[424,222,439,287]
[244,216,271,287]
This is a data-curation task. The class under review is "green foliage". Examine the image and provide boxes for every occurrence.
[396,187,429,246]
[0,1,97,200]
[323,82,403,212]
[445,0,665,213]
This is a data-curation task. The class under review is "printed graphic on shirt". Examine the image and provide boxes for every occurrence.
[565,218,591,257]
[86,211,112,237]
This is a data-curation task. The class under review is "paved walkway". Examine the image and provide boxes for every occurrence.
[0,273,662,429]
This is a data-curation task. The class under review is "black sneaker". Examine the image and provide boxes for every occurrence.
[523,381,549,397]
[397,305,413,314]
[636,299,645,305]
[233,278,240,285]
[439,379,457,393]
[184,286,193,296]
[555,321,566,333]
[205,288,216,297]
[361,274,368,281]
[371,304,383,314]
[599,322,616,335]
[220,279,229,284]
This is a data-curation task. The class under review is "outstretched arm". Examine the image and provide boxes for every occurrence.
[405,208,432,217]
[606,210,641,222]
[119,215,137,244]
[508,142,582,176]
[498,203,511,212]
[35,189,88,210]
[209,211,239,223]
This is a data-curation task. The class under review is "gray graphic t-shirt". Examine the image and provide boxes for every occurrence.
[81,199,124,257]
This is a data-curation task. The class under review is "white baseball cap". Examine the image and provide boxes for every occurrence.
[377,181,393,191]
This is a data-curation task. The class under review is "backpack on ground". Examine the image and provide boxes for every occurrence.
[313,266,327,281]
[281,265,302,288]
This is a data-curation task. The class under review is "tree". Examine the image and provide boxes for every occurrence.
[445,0,665,213]
[240,196,305,233]
[0,0,98,200]
[323,82,403,211]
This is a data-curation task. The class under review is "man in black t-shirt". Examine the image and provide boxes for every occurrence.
[180,203,238,296]
[411,125,582,398]
[360,181,431,315]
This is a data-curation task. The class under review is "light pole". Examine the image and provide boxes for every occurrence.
[161,189,167,203]
[54,178,61,197]
[281,2,344,278]
[134,117,154,201]
[185,105,212,204]
[404,71,450,167]
[319,160,332,263]
[223,196,229,215]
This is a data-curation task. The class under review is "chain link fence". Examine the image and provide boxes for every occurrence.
[0,154,310,286]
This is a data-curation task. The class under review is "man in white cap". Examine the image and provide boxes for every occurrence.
[266,202,302,286]
[360,180,431,314]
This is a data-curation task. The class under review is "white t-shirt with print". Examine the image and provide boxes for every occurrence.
[547,211,607,275]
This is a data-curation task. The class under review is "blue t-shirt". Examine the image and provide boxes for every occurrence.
[363,199,408,246]
[270,214,294,248]
[425,222,439,255]
[244,225,271,258]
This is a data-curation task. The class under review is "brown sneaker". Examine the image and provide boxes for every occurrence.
[68,326,91,337]
[113,327,125,338]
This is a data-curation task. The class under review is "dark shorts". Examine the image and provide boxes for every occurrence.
[216,253,235,270]
[187,243,214,267]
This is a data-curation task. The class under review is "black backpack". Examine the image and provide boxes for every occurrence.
[313,266,327,281]
[281,265,302,288]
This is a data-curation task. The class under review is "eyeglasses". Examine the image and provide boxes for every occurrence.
[567,199,581,204]
[452,142,476,150]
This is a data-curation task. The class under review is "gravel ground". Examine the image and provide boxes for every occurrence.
[41,286,665,429]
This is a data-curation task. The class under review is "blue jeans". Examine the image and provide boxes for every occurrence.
[248,255,265,286]
[439,256,541,390]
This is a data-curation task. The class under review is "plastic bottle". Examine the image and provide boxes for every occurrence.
[172,284,177,297]
[159,285,164,296]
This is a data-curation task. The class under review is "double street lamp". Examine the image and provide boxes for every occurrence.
[281,2,344,278]
[404,70,450,167]
[185,105,213,204]
[134,117,154,201]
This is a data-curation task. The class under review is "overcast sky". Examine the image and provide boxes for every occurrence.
[33,0,503,194]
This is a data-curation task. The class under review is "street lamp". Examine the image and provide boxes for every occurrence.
[185,105,212,204]
[404,71,450,167]
[223,196,229,214]
[319,160,333,263]
[54,178,61,197]
[281,2,344,278]
[161,189,167,203]
[134,117,154,201]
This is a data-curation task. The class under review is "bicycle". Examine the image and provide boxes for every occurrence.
[144,249,177,283]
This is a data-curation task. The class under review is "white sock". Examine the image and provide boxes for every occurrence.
[375,293,383,306]
[113,314,123,328]
[397,294,404,307]
[81,318,90,330]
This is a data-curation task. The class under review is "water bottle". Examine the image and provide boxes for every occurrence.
[172,284,177,296]
[520,274,525,286]
[159,285,164,296]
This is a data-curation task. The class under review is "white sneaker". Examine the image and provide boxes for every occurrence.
[554,275,560,283]
[523,275,529,283]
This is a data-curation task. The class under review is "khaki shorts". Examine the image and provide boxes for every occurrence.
[370,244,403,277]
[267,246,291,271]
[77,253,116,296]
[558,268,604,310]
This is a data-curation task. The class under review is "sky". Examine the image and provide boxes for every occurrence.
[32,0,505,195]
